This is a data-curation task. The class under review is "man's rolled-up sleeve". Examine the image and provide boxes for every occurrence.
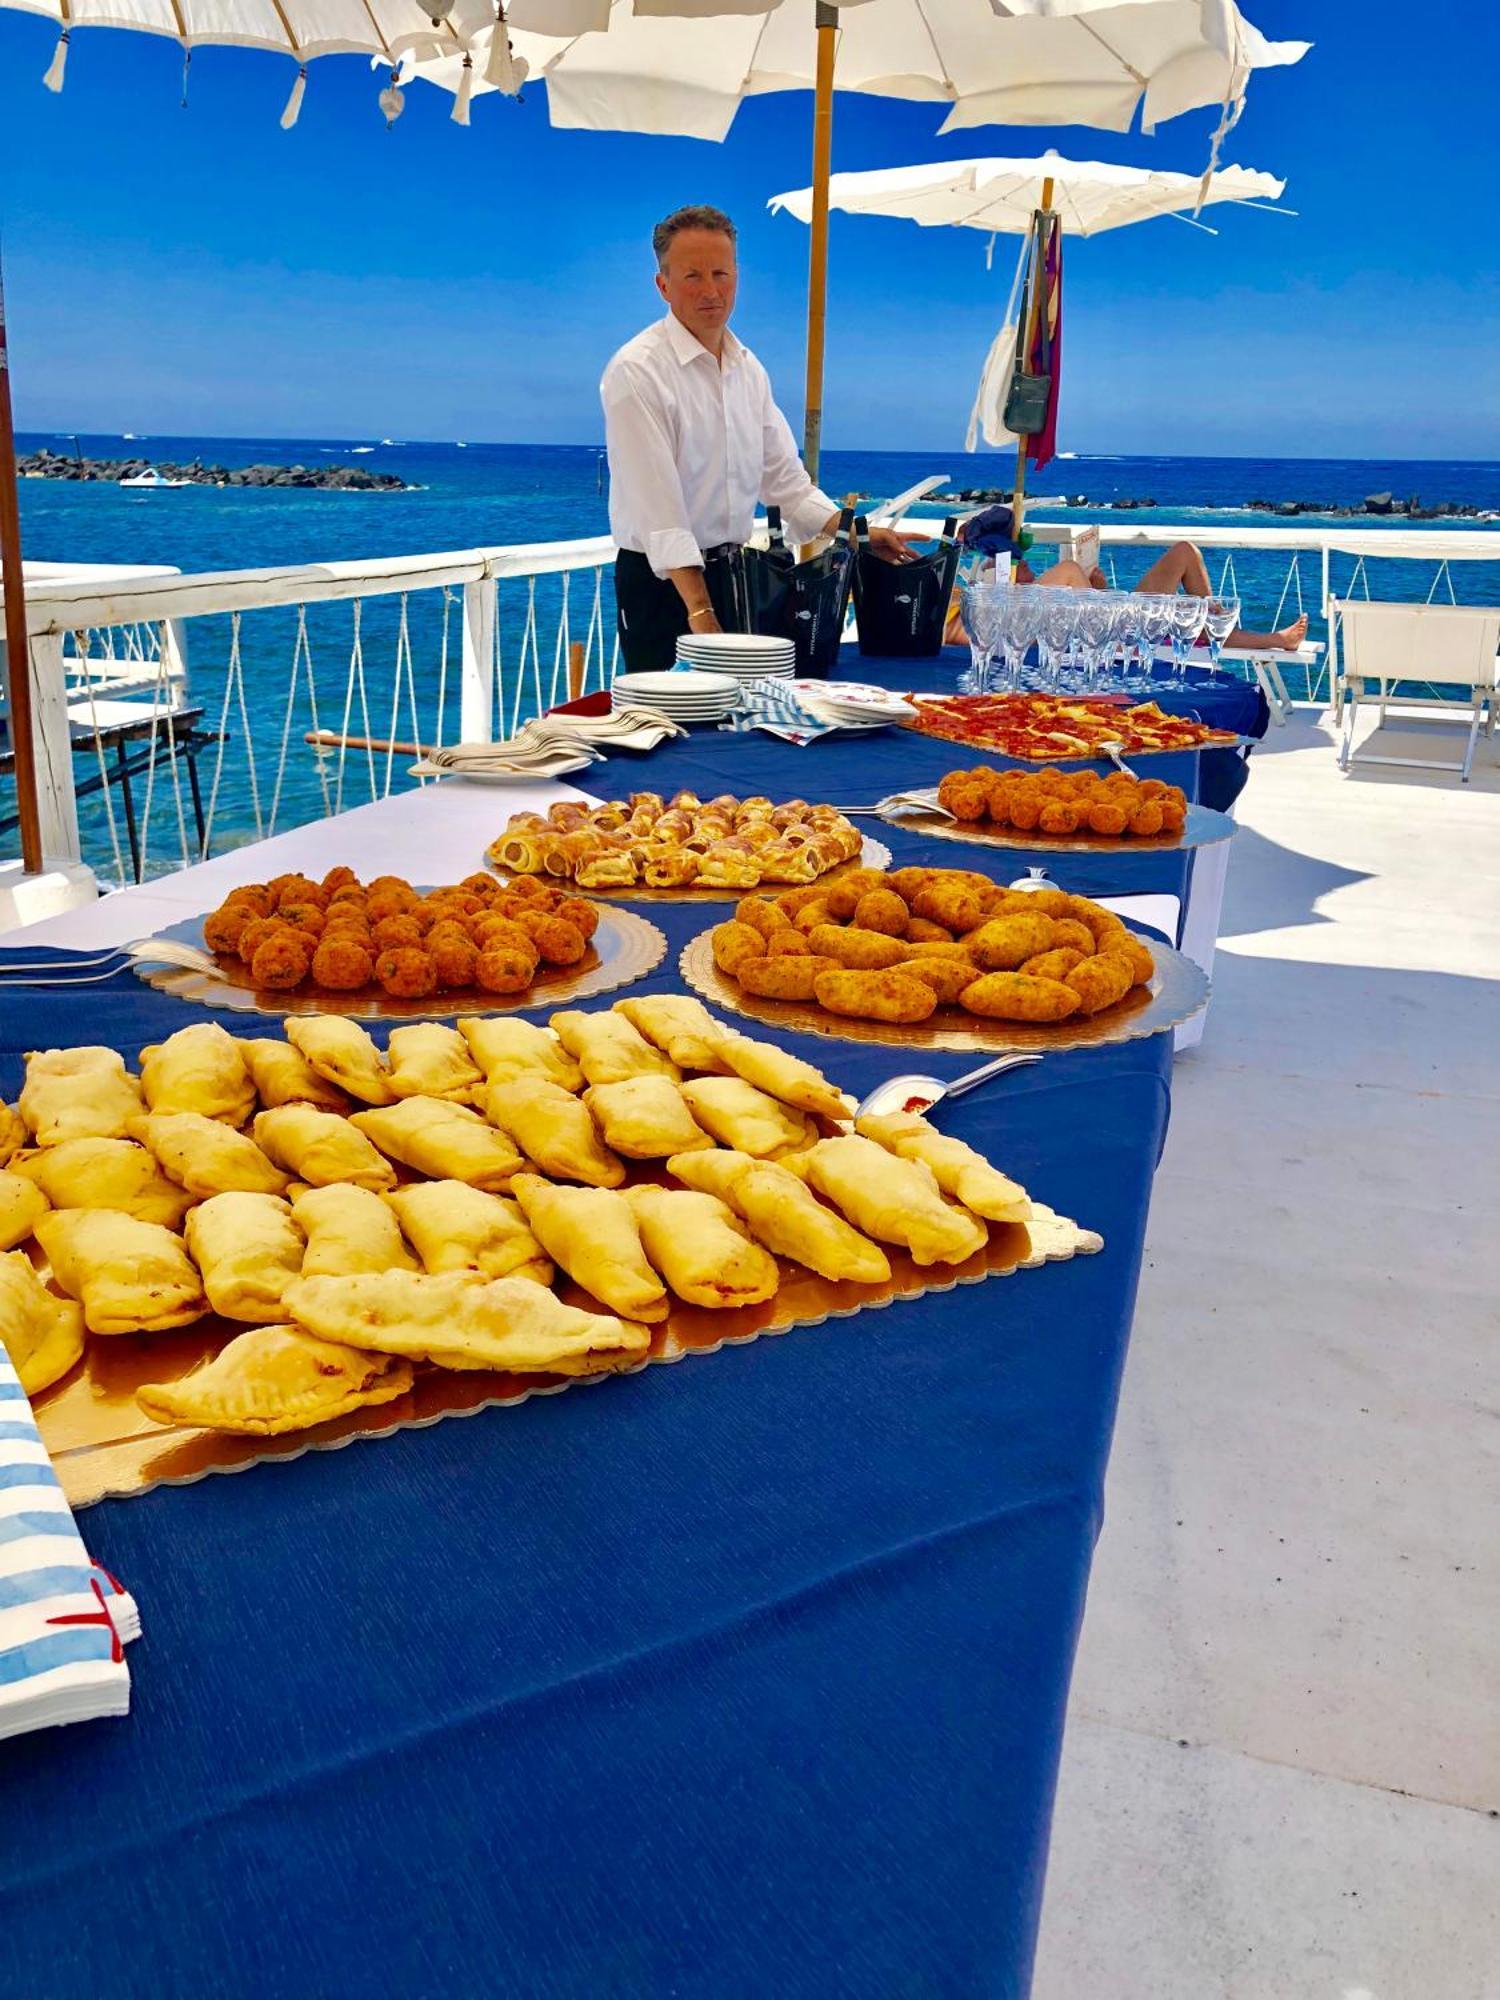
[760,392,836,545]
[602,363,701,576]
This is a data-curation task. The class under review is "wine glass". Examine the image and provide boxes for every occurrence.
[999,587,1044,693]
[1138,595,1176,689]
[1205,597,1240,672]
[1075,591,1119,694]
[1169,595,1210,684]
[958,582,999,693]
[1035,591,1076,691]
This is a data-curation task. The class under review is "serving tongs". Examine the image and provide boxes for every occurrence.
[0,936,226,987]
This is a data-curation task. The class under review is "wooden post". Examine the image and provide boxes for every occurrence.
[802,2,837,482]
[567,639,586,703]
[1010,176,1056,543]
[0,247,44,872]
[460,577,496,744]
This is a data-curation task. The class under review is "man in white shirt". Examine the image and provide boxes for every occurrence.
[602,203,911,671]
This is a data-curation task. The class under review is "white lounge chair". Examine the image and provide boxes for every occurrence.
[1333,600,1500,782]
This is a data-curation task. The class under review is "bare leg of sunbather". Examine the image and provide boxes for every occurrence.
[1135,541,1309,651]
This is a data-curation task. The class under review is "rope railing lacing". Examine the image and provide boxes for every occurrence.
[73,628,129,891]
[269,603,331,837]
[434,585,455,750]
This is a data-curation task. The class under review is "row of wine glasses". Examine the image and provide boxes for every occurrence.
[957,583,1241,695]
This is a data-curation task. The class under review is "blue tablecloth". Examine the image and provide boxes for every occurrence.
[0,747,1178,1998]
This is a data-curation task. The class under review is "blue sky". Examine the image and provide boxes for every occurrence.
[0,0,1495,458]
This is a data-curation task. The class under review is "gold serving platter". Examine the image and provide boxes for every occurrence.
[35,1202,1101,1509]
[882,798,1237,856]
[484,835,892,903]
[680,928,1210,1055]
[136,903,666,1020]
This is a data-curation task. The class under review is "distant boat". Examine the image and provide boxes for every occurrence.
[123,431,137,439]
[351,446,375,454]
[455,441,468,449]
[380,438,403,446]
[120,467,191,489]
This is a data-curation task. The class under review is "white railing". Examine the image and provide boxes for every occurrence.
[6,518,1499,890]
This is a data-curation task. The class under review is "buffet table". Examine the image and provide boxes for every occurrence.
[0,774,1174,2000]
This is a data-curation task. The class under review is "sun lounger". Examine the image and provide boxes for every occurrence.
[1332,600,1500,782]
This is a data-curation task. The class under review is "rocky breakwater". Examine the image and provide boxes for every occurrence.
[18,447,411,491]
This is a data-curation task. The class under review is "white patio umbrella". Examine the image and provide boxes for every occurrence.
[408,1,1309,473]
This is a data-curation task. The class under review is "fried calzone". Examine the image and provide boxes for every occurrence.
[549,1009,681,1086]
[783,1137,987,1267]
[186,1192,305,1322]
[855,1113,1031,1225]
[20,1047,145,1146]
[350,1097,523,1192]
[139,1022,256,1124]
[130,1111,291,1200]
[11,1138,194,1230]
[0,1250,85,1395]
[582,1077,713,1160]
[137,1326,412,1435]
[0,1169,48,1250]
[253,1105,397,1192]
[293,1183,420,1278]
[385,1023,484,1104]
[385,1181,552,1286]
[612,995,728,1073]
[35,1208,207,1334]
[239,1037,349,1113]
[677,1078,817,1160]
[665,1150,890,1285]
[284,1016,395,1106]
[508,1175,669,1321]
[711,1033,848,1121]
[483,1076,625,1187]
[457,1017,584,1092]
[623,1184,778,1309]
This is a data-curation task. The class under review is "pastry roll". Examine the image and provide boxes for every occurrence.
[712,1034,848,1122]
[856,1113,1031,1224]
[239,1037,349,1113]
[457,1017,583,1092]
[756,840,821,885]
[695,841,763,889]
[293,1183,419,1278]
[13,1137,194,1230]
[285,1270,650,1375]
[623,1184,778,1309]
[494,830,551,874]
[35,1209,206,1334]
[284,1016,395,1106]
[20,1046,145,1147]
[0,1169,48,1250]
[137,1326,412,1436]
[583,1078,712,1160]
[350,1097,523,1192]
[574,849,639,889]
[641,846,700,889]
[131,1111,290,1199]
[0,1250,85,1395]
[508,1175,669,1322]
[254,1104,397,1192]
[385,1181,552,1285]
[665,1150,890,1285]
[678,1078,817,1160]
[385,1023,484,1103]
[613,996,727,1073]
[483,1076,624,1188]
[185,1192,305,1322]
[139,1022,256,1125]
[783,1136,987,1267]
[0,1099,27,1166]
[549,1009,681,1086]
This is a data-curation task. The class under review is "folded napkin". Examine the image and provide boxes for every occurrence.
[411,705,685,778]
[0,1351,138,1742]
[717,678,844,746]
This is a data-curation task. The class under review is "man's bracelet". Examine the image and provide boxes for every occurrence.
[687,607,714,624]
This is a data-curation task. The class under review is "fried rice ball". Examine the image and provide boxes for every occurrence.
[556,897,600,943]
[822,869,889,921]
[813,967,937,1024]
[249,930,315,992]
[1049,919,1097,957]
[1037,800,1082,836]
[1126,800,1166,838]
[269,873,324,907]
[275,901,327,938]
[806,924,911,971]
[967,912,1058,971]
[326,884,368,909]
[765,926,814,957]
[1004,792,1043,833]
[473,917,539,961]
[885,867,941,905]
[430,936,481,991]
[1104,933,1155,987]
[367,874,412,896]
[791,898,837,936]
[374,947,438,1000]
[425,918,474,950]
[459,872,498,898]
[203,903,259,955]
[321,866,360,895]
[959,972,1079,1022]
[775,883,835,918]
[473,947,535,995]
[852,889,910,938]
[311,936,376,991]
[712,921,768,978]
[366,888,419,926]
[235,916,290,965]
[911,880,988,934]
[735,895,785,940]
[321,910,372,940]
[221,884,271,917]
[895,956,977,1005]
[935,774,990,822]
[899,917,950,944]
[527,918,587,968]
[738,954,839,1002]
[1082,800,1128,837]
[1159,800,1188,836]
[1063,952,1136,1016]
[502,874,551,903]
[1013,889,1075,921]
[372,915,426,953]
[1019,946,1089,983]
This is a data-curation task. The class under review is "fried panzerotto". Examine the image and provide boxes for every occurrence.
[456,1016,584,1093]
[253,1104,398,1192]
[35,1208,206,1334]
[238,1037,349,1113]
[284,1016,395,1106]
[678,1077,818,1159]
[0,1099,27,1166]
[139,1022,256,1125]
[736,954,833,1002]
[483,1075,625,1187]
[549,1009,681,1086]
[623,1184,779,1309]
[284,1269,650,1374]
[784,1136,988,1267]
[0,1251,85,1396]
[1062,951,1137,1015]
[385,1023,485,1104]
[0,1169,48,1250]
[613,995,727,1073]
[293,1183,420,1278]
[582,1076,712,1160]
[130,1111,291,1200]
[959,972,1080,1022]
[665,1150,890,1285]
[384,1181,552,1285]
[137,1325,412,1435]
[812,968,937,1023]
[13,1137,195,1230]
[349,1097,523,1192]
[855,1113,1031,1224]
[966,912,1057,971]
[710,1033,848,1121]
[186,1192,305,1322]
[20,1047,145,1147]
[509,1175,669,1322]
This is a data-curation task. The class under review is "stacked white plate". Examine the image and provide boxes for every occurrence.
[674,632,796,680]
[611,668,740,724]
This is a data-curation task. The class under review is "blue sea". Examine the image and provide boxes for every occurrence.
[14,435,1500,881]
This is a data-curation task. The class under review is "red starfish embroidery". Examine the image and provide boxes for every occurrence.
[47,1576,124,1664]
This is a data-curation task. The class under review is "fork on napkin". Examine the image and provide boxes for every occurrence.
[0,1351,139,1742]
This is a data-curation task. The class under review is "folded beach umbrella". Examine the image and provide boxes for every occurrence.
[409,1,1308,474]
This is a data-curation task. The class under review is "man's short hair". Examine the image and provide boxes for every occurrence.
[653,205,737,267]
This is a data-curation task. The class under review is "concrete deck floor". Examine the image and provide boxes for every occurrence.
[1032,708,1500,2000]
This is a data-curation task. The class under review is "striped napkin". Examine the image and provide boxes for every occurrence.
[717,677,843,746]
[0,1351,137,1742]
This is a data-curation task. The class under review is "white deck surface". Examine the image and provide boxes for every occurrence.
[1033,708,1500,2000]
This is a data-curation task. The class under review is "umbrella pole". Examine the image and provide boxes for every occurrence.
[0,248,44,875]
[1010,177,1055,544]
[802,1,837,484]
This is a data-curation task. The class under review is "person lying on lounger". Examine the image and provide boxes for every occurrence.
[947,506,1309,653]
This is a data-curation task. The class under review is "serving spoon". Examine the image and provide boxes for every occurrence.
[853,1052,1040,1121]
